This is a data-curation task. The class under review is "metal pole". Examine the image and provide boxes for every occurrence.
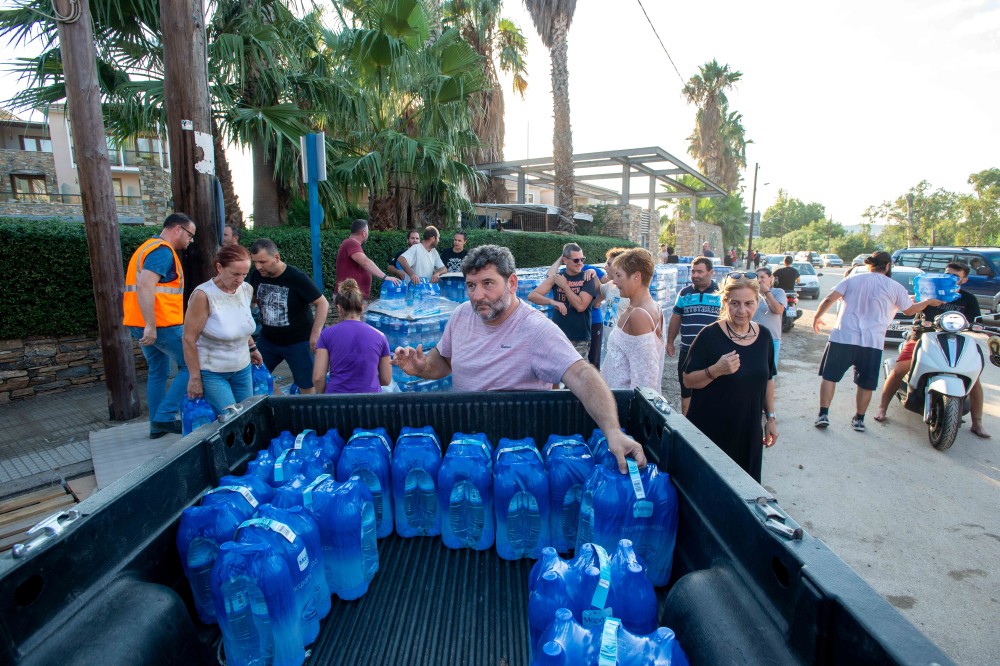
[305,134,324,289]
[906,193,916,248]
[746,162,759,269]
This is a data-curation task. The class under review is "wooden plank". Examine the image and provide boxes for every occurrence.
[0,486,66,515]
[0,514,52,541]
[0,495,74,526]
[0,531,31,553]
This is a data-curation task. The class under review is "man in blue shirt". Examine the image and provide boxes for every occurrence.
[666,257,721,415]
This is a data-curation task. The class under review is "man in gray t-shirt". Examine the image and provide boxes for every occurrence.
[392,244,646,473]
[753,267,786,366]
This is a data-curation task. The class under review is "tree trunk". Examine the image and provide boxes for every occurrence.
[212,116,244,227]
[470,50,508,203]
[251,134,283,227]
[549,14,575,232]
[368,191,397,230]
[55,0,140,420]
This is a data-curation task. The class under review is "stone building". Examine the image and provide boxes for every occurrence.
[0,106,171,225]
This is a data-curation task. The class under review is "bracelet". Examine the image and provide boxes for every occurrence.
[705,366,714,379]
[248,345,257,352]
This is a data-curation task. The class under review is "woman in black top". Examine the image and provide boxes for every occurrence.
[682,274,778,482]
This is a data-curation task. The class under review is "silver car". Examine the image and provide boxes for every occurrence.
[821,253,843,268]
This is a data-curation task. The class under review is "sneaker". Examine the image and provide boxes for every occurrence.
[851,417,866,432]
[814,414,830,428]
[150,420,182,439]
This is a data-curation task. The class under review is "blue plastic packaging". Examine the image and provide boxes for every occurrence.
[534,607,599,666]
[266,448,329,488]
[543,435,595,553]
[212,540,303,666]
[608,539,658,634]
[311,474,379,599]
[391,426,443,537]
[494,438,551,560]
[586,429,621,469]
[201,474,274,522]
[251,364,275,396]
[235,505,330,646]
[176,502,242,624]
[577,461,679,587]
[913,272,960,303]
[268,431,296,459]
[336,428,395,538]
[438,432,495,550]
[182,397,216,435]
[246,450,276,484]
[317,429,345,468]
[606,622,691,666]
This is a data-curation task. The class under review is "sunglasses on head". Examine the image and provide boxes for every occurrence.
[725,272,758,281]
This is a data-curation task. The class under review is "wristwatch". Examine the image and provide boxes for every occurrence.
[765,412,776,420]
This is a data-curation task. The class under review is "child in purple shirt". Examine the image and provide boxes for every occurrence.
[313,279,391,394]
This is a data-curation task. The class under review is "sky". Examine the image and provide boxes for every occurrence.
[2,0,998,226]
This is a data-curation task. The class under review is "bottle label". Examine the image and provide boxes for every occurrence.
[296,547,309,572]
[496,443,543,464]
[349,430,392,455]
[591,543,611,609]
[598,618,621,666]
[293,429,315,450]
[633,500,654,518]
[627,459,646,500]
[250,595,268,615]
[205,485,258,510]
[274,449,291,482]
[225,589,249,614]
[240,517,296,544]
[302,473,332,508]
[396,431,442,453]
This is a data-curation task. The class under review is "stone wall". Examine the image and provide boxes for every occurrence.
[0,148,58,198]
[140,165,172,225]
[675,219,723,257]
[0,200,146,222]
[0,334,147,403]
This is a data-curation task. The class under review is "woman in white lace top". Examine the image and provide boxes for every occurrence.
[600,248,665,391]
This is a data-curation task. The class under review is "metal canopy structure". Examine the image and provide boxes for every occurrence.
[476,146,728,214]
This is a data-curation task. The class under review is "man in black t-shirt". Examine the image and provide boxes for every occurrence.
[249,238,330,394]
[528,243,599,361]
[875,262,989,437]
[772,255,799,292]
[439,231,468,273]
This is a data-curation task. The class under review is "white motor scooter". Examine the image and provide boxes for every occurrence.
[883,311,999,450]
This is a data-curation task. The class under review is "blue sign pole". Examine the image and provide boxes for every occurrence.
[305,133,324,290]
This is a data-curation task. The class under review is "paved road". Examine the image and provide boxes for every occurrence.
[659,269,998,664]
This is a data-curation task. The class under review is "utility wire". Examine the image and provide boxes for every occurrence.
[636,0,685,84]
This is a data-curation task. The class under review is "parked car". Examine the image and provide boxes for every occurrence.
[764,254,788,267]
[851,254,867,267]
[792,262,821,299]
[820,253,843,267]
[795,251,823,267]
[844,264,924,341]
[891,246,1000,312]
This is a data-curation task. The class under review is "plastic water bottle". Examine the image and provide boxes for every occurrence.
[336,428,395,538]
[246,450,276,484]
[529,569,576,655]
[577,460,679,587]
[213,541,303,666]
[176,503,242,624]
[267,448,326,488]
[608,539,658,634]
[258,505,331,627]
[318,428,345,469]
[201,474,274,522]
[586,429,622,469]
[438,433,495,550]
[268,431,296,459]
[494,438,550,560]
[913,272,960,303]
[360,499,379,580]
[543,435,595,553]
[616,625,691,666]
[182,397,216,435]
[535,607,600,666]
[251,364,274,396]
[391,426,443,537]
[532,641,569,666]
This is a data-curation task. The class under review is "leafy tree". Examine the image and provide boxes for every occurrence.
[524,0,578,230]
[663,176,747,250]
[443,0,529,203]
[863,180,961,249]
[960,168,1000,245]
[760,190,826,239]
[682,59,743,192]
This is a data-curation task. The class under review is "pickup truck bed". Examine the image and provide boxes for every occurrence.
[0,390,953,665]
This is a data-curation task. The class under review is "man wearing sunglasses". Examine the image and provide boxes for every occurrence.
[123,213,196,438]
[529,243,600,361]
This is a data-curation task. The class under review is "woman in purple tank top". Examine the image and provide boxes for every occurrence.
[313,279,392,393]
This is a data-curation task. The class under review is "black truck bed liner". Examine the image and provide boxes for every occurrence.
[0,390,953,665]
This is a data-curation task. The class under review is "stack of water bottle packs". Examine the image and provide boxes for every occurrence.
[517,267,556,318]
[649,265,679,313]
[438,273,470,303]
[179,365,276,435]
[913,272,960,303]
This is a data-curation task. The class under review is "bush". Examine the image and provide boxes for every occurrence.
[0,217,635,339]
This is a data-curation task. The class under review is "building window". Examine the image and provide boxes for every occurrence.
[525,193,535,203]
[10,174,48,202]
[19,136,52,152]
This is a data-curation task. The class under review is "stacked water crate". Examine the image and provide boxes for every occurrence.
[516,268,554,318]
[649,265,678,312]
[438,274,469,303]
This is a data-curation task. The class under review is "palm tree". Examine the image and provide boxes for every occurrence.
[443,0,529,203]
[682,59,742,191]
[523,0,577,231]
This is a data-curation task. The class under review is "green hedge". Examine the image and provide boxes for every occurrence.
[0,217,635,339]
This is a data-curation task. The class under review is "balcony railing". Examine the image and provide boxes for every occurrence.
[0,192,144,206]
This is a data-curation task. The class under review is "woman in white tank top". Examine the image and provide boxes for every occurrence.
[600,248,665,391]
[182,244,261,415]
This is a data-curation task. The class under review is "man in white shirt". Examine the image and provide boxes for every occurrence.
[398,225,447,284]
[811,252,941,432]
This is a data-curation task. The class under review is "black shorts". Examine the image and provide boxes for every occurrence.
[678,347,693,398]
[818,341,882,391]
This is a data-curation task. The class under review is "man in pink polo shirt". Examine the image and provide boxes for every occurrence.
[392,244,646,473]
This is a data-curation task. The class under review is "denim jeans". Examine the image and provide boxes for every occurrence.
[774,340,781,368]
[257,336,315,389]
[130,324,188,424]
[200,364,253,416]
